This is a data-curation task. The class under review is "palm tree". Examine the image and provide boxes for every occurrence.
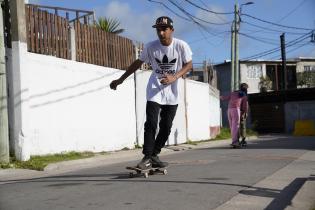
[96,17,125,34]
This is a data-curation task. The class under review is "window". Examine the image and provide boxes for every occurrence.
[304,65,315,72]
[247,65,262,79]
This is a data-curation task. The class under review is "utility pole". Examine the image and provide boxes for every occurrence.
[234,3,239,91]
[231,3,240,91]
[0,0,10,163]
[280,33,287,90]
[231,2,254,91]
[230,20,235,91]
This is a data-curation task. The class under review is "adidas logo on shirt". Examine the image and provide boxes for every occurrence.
[155,55,177,75]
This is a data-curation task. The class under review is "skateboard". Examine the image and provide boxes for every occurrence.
[126,166,168,178]
[230,141,247,149]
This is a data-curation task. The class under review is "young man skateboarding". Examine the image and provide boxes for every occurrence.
[110,16,193,169]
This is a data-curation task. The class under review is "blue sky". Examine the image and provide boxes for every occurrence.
[28,0,315,66]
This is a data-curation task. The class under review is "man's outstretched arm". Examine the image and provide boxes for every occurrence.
[110,59,144,90]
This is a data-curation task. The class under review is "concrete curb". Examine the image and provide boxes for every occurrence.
[285,176,315,210]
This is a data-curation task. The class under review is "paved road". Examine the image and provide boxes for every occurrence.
[0,135,314,210]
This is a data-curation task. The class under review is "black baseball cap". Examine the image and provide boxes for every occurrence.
[152,16,173,28]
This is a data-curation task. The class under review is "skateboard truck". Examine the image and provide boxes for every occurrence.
[126,166,168,178]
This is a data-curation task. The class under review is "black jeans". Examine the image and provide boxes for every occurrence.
[143,101,178,156]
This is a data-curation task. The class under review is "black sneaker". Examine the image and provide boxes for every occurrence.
[240,138,247,146]
[151,155,168,168]
[230,142,240,148]
[136,156,152,169]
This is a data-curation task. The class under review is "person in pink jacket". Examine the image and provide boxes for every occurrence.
[220,83,249,148]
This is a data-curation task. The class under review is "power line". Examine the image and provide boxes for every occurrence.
[242,21,308,35]
[147,0,191,21]
[240,32,312,60]
[169,0,232,25]
[277,0,308,23]
[197,0,228,22]
[184,0,234,15]
[268,41,310,59]
[242,13,313,31]
[167,0,227,38]
[148,0,229,47]
[239,32,279,45]
[243,36,310,60]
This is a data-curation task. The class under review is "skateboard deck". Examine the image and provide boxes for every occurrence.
[126,166,168,178]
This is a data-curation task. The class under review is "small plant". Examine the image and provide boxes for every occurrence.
[214,127,231,140]
[134,142,142,149]
[258,76,272,92]
[0,151,94,171]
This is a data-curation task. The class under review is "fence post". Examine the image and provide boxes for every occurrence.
[69,26,76,61]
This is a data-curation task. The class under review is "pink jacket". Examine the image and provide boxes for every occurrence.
[220,91,248,114]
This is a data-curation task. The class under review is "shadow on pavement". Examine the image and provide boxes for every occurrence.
[197,135,315,151]
[240,177,308,210]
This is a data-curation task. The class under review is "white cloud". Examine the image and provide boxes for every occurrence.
[195,5,229,26]
[94,1,199,43]
[95,1,162,43]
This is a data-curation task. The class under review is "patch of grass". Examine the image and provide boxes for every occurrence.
[214,127,231,140]
[0,151,94,171]
[134,143,143,149]
[186,140,199,145]
[247,129,258,136]
[212,127,258,140]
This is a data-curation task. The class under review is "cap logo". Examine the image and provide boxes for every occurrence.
[153,16,173,28]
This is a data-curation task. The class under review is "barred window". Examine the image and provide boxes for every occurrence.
[304,65,315,72]
[247,65,262,79]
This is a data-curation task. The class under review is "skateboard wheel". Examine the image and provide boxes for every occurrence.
[162,169,167,175]
[149,170,154,175]
[144,173,149,178]
[129,172,134,178]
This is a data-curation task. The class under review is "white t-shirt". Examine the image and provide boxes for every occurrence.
[139,38,192,105]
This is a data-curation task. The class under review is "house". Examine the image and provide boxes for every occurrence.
[215,57,315,129]
[187,64,218,88]
[215,57,315,94]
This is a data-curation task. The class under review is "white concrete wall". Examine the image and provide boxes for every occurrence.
[240,63,266,93]
[296,61,315,73]
[8,44,137,159]
[7,47,221,160]
[285,100,315,133]
[186,80,220,140]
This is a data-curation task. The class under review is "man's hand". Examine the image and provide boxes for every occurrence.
[160,74,177,85]
[110,79,122,90]
[241,113,247,120]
